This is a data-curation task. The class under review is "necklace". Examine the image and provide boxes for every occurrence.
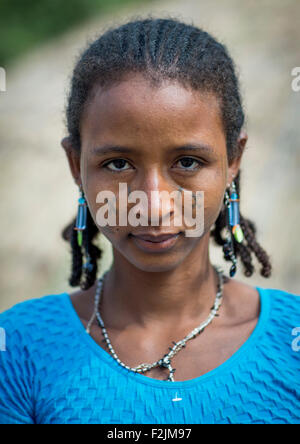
[85,265,225,382]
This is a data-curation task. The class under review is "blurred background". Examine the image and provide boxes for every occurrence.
[0,0,299,312]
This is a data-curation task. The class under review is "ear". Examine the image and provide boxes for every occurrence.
[61,136,81,186]
[227,130,248,185]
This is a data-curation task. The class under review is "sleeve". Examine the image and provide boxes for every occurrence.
[0,307,35,424]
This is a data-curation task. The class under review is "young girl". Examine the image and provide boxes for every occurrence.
[0,17,299,425]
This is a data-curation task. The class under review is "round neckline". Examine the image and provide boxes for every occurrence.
[62,285,270,389]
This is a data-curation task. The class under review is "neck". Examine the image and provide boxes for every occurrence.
[101,234,222,333]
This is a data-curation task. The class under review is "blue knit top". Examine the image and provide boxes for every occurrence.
[0,286,299,424]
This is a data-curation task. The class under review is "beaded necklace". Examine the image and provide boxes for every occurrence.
[85,265,224,382]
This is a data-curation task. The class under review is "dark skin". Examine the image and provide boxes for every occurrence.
[61,73,260,381]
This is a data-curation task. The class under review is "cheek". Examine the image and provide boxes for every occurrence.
[83,176,129,240]
[83,170,115,216]
[197,177,226,230]
[202,188,225,229]
[183,169,226,227]
[100,226,122,241]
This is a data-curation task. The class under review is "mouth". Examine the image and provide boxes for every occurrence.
[129,231,183,252]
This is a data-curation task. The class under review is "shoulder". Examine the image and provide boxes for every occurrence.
[255,286,300,369]
[0,293,70,347]
[0,293,69,320]
[0,292,73,380]
[257,286,300,325]
[223,280,300,352]
[0,293,69,424]
[226,278,300,326]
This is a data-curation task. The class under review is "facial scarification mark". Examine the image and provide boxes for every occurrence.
[192,192,197,209]
[178,186,197,208]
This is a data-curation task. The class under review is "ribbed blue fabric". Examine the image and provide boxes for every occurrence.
[0,286,299,424]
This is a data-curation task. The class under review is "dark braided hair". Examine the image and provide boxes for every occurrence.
[62,205,102,289]
[211,169,272,279]
[62,16,272,289]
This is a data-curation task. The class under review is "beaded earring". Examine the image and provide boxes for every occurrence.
[74,185,94,275]
[223,180,244,277]
[74,184,87,248]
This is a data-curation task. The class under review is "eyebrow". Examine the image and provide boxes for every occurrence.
[172,143,216,155]
[91,145,139,156]
[90,142,216,156]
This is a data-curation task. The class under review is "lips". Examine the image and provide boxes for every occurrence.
[131,232,181,242]
[129,231,182,253]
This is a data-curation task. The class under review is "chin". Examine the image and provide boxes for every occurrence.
[126,258,185,273]
[119,244,190,273]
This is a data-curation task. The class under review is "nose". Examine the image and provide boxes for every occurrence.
[133,168,176,227]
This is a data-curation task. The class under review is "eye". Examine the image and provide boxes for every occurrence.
[174,157,203,170]
[103,158,132,172]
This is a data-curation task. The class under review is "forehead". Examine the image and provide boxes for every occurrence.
[80,73,225,147]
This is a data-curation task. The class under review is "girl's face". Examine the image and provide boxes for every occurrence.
[64,73,244,272]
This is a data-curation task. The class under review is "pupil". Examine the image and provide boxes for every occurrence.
[181,158,193,168]
[114,159,126,169]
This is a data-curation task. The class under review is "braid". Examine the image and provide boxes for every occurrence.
[69,218,83,286]
[62,218,82,286]
[211,170,272,278]
[62,16,272,287]
[81,209,102,290]
[62,209,102,290]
